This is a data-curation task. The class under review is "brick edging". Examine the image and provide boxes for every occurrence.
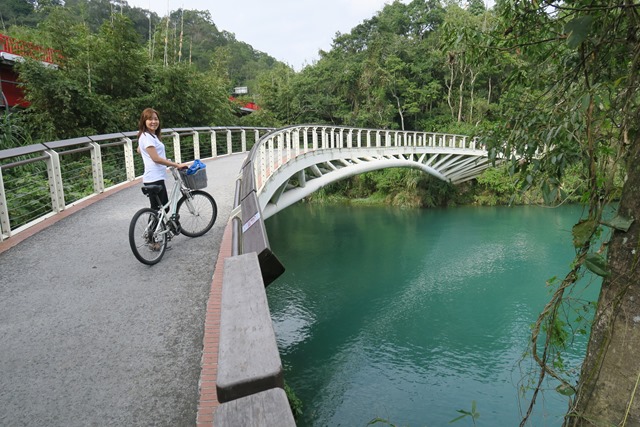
[196,219,233,426]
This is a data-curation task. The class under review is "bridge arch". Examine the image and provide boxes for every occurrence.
[245,125,491,220]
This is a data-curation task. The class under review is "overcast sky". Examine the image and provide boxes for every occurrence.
[124,0,405,70]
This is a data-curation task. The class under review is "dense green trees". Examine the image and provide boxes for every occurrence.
[3,0,508,142]
[1,0,276,141]
[256,0,509,135]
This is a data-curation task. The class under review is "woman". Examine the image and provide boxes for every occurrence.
[137,108,188,210]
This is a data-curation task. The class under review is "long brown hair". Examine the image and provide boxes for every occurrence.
[137,108,162,138]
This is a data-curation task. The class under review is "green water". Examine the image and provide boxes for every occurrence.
[265,203,601,427]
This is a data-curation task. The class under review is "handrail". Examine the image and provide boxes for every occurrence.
[1,123,482,246]
[0,33,62,64]
[0,126,274,241]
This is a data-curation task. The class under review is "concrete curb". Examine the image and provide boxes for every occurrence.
[196,219,233,426]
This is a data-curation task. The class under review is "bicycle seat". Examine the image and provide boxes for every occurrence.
[141,185,163,197]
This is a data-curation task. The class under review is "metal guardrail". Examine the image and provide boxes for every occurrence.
[0,33,61,64]
[0,126,274,241]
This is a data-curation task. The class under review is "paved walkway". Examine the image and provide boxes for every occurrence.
[0,154,246,427]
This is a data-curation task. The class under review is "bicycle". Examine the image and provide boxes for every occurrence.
[129,166,217,265]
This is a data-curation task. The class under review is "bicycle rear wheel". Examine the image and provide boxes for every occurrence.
[177,190,217,237]
[129,207,167,265]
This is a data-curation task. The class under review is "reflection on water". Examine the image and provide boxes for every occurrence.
[270,286,316,350]
[266,204,599,427]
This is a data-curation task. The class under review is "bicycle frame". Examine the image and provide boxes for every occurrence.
[148,168,189,240]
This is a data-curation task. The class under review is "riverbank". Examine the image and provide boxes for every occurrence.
[302,164,591,209]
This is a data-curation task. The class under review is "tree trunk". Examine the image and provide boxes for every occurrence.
[446,62,455,119]
[457,68,465,123]
[392,92,405,131]
[163,16,169,67]
[178,10,184,63]
[567,134,640,426]
[469,68,477,124]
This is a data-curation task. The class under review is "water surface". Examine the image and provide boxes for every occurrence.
[266,204,600,427]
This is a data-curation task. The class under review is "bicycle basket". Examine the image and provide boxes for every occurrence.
[180,168,208,189]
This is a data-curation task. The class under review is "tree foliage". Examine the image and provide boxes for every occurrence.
[1,0,280,141]
[487,0,640,425]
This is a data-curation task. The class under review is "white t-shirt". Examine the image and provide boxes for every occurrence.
[139,132,168,182]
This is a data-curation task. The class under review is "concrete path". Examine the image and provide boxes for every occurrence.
[0,154,246,427]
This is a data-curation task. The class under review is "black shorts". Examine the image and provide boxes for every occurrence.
[143,179,168,211]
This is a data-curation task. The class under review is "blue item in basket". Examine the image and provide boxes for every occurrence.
[187,159,206,175]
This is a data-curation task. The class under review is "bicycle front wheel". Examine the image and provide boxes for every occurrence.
[177,190,217,237]
[129,207,167,265]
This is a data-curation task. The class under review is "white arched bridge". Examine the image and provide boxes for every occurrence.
[248,126,489,220]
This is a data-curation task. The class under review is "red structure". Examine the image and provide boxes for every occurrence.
[229,96,260,115]
[0,33,61,108]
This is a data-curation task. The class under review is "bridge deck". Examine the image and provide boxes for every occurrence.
[0,154,245,426]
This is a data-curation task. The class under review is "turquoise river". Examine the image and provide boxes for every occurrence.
[265,203,603,427]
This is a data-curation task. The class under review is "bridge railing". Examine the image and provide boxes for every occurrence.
[0,126,274,241]
[0,33,62,64]
[249,125,481,192]
[0,123,483,243]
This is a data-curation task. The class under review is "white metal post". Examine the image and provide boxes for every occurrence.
[45,150,65,213]
[268,138,275,178]
[172,131,181,163]
[293,129,300,157]
[193,131,201,160]
[123,137,135,181]
[211,131,218,158]
[284,131,291,162]
[312,127,318,150]
[277,134,284,169]
[89,142,105,194]
[0,168,9,240]
[241,129,247,152]
[226,130,233,155]
[260,144,268,191]
[302,128,309,153]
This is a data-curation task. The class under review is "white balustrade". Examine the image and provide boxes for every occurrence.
[0,124,485,242]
